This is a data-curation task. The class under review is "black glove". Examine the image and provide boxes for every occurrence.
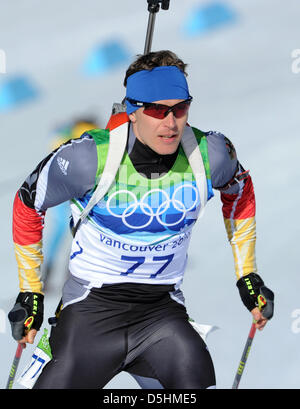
[236,273,274,319]
[8,292,44,341]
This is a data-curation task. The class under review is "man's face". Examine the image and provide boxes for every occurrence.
[129,99,188,155]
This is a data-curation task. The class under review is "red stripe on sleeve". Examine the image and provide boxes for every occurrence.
[13,192,45,245]
[221,176,256,220]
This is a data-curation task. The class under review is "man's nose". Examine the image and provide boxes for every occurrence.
[164,111,177,128]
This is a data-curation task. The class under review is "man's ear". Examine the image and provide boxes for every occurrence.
[129,113,136,123]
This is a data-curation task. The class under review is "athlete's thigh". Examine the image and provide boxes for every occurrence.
[128,317,216,389]
[34,296,126,389]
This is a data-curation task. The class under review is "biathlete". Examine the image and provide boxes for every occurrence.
[8,50,274,389]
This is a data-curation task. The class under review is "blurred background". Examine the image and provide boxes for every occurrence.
[0,0,299,389]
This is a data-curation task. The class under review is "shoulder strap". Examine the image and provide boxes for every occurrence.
[87,128,110,189]
[72,120,128,237]
[181,126,208,218]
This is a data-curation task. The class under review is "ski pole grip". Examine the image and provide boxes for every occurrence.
[258,286,274,320]
[147,0,169,12]
[161,0,170,10]
[147,0,160,12]
[8,304,29,341]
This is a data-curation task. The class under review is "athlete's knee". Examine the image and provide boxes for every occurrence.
[171,352,216,389]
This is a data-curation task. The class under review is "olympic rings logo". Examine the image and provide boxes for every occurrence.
[106,184,199,229]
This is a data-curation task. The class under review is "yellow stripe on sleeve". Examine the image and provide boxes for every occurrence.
[14,242,44,294]
[224,217,257,280]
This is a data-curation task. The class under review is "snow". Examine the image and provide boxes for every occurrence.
[0,0,299,389]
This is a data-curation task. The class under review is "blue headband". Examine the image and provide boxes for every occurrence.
[125,66,190,114]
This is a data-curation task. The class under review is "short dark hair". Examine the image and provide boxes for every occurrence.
[123,50,188,87]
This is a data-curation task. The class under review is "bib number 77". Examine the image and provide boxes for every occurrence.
[121,254,174,278]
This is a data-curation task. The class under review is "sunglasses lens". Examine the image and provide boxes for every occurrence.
[142,100,191,119]
[143,105,166,119]
[173,102,190,118]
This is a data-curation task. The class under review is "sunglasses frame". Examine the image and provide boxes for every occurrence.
[126,96,193,119]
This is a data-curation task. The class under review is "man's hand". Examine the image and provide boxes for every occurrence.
[251,307,268,331]
[237,273,274,329]
[8,292,44,344]
[18,329,38,348]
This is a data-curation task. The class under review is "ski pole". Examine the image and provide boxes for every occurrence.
[144,0,170,54]
[6,307,35,389]
[232,294,267,389]
[6,343,25,389]
[232,321,256,389]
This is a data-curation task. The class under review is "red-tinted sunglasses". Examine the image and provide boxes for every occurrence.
[126,97,193,119]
